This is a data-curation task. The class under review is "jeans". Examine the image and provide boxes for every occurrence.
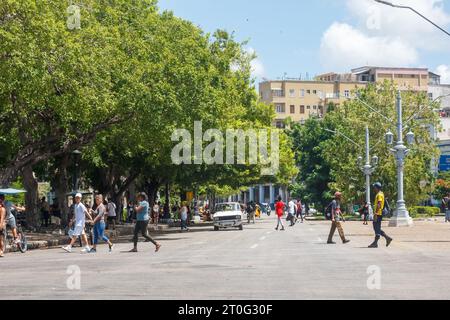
[181,219,188,230]
[93,221,109,245]
[446,211,450,222]
[133,220,156,247]
[373,215,387,238]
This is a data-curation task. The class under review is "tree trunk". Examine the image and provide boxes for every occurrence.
[22,165,39,228]
[146,180,160,206]
[54,155,70,227]
[163,182,170,219]
[0,166,19,188]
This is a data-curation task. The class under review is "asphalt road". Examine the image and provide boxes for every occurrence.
[1,216,450,300]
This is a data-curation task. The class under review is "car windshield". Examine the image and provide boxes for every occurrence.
[215,204,239,212]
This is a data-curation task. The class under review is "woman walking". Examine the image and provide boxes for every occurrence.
[275,196,285,231]
[90,195,114,253]
[129,193,161,253]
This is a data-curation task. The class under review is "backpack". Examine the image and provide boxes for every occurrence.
[382,198,391,217]
[324,201,333,220]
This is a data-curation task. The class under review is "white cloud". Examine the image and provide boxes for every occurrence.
[320,22,419,71]
[245,47,266,78]
[436,65,450,84]
[320,0,450,71]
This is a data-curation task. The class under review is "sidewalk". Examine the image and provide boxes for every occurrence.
[5,221,214,253]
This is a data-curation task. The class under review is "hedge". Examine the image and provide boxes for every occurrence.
[409,206,440,218]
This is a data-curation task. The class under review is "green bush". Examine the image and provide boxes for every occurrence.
[409,206,440,218]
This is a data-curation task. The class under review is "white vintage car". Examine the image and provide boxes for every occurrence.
[213,202,244,231]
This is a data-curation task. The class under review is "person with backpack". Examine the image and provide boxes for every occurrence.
[368,183,393,248]
[246,201,256,224]
[327,192,350,245]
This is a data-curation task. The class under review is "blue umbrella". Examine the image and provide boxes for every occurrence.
[0,188,27,195]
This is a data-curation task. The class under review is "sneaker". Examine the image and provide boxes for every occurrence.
[62,246,72,253]
[327,241,336,244]
[368,243,378,248]
[89,248,97,253]
[109,244,114,253]
[343,240,351,244]
[81,248,91,254]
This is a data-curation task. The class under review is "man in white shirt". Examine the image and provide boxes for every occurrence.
[288,199,297,227]
[62,193,93,253]
[106,200,117,230]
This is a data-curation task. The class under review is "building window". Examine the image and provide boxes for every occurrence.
[318,105,323,110]
[300,89,305,97]
[300,105,305,114]
[290,105,295,114]
[307,105,311,110]
[428,92,433,100]
[344,90,350,98]
[272,89,284,97]
[306,89,311,94]
[276,104,285,113]
[276,121,286,129]
[313,90,317,95]
[289,89,295,97]
[313,105,317,110]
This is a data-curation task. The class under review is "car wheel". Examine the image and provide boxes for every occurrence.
[239,225,243,231]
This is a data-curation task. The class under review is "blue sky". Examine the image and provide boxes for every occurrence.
[158,0,450,83]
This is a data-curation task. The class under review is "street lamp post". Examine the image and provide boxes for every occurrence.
[358,126,379,216]
[386,91,415,227]
[374,0,450,37]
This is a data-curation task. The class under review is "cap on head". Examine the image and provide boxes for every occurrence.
[75,193,82,199]
[373,182,382,190]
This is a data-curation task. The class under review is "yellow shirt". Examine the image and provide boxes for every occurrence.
[374,192,385,216]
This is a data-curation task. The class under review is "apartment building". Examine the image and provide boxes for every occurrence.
[260,66,431,128]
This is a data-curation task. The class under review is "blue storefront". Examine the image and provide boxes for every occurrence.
[439,155,450,172]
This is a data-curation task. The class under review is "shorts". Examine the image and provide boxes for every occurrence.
[72,225,86,237]
[6,215,16,229]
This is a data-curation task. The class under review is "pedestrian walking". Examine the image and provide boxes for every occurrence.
[180,202,189,232]
[327,192,350,245]
[358,202,370,225]
[444,195,450,223]
[287,199,297,227]
[368,183,393,248]
[62,193,94,253]
[40,197,51,228]
[275,196,285,231]
[129,193,161,253]
[296,199,304,223]
[246,201,256,224]
[106,199,117,230]
[0,197,6,258]
[90,195,114,253]
[152,201,160,226]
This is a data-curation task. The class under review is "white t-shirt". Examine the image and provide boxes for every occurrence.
[74,203,87,226]
[180,206,188,221]
[107,202,116,217]
[288,201,296,215]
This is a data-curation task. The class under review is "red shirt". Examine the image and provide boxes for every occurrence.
[275,201,285,217]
